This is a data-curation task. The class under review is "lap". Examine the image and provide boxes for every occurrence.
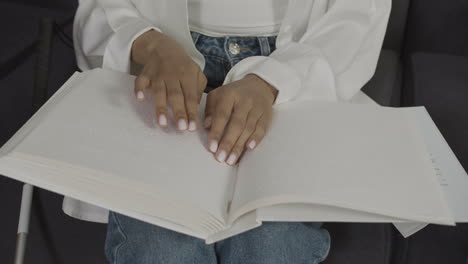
[105,212,330,264]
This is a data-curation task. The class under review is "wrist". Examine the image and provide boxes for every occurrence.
[246,74,278,103]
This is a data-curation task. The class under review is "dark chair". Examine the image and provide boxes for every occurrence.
[394,1,468,263]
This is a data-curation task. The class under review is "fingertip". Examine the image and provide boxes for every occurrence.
[209,140,218,153]
[216,150,227,163]
[188,120,197,132]
[136,91,145,101]
[158,114,168,127]
[227,153,237,166]
[135,75,150,91]
[178,119,188,131]
[248,140,257,150]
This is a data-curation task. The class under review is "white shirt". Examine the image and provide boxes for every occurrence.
[188,0,288,37]
[68,0,392,223]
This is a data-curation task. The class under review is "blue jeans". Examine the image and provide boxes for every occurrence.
[104,32,331,264]
[190,31,278,92]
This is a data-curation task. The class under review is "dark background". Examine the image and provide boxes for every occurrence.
[0,0,467,263]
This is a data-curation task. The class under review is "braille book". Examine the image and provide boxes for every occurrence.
[0,69,463,243]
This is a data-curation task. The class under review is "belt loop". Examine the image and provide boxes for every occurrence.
[258,37,271,56]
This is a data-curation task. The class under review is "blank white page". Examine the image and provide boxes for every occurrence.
[232,101,453,224]
[13,69,234,222]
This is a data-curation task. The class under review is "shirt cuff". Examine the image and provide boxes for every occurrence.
[103,18,161,73]
[223,56,302,104]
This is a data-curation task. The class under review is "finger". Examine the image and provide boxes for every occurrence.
[208,95,234,155]
[226,109,262,166]
[152,80,168,127]
[166,80,188,131]
[247,112,271,150]
[216,103,251,164]
[197,71,208,103]
[204,91,217,129]
[180,76,199,132]
[134,73,151,101]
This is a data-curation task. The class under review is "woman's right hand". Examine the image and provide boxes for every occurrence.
[131,30,207,131]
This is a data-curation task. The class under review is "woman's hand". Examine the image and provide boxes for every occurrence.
[132,30,207,131]
[205,74,278,165]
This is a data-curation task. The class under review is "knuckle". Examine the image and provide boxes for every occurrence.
[154,91,166,101]
[168,92,183,102]
[224,88,236,97]
[186,106,197,115]
[244,97,254,106]
[255,126,266,136]
[216,110,231,120]
[174,111,187,119]
[210,131,223,140]
[152,81,164,90]
[244,123,256,134]
[176,65,187,73]
[185,94,197,103]
[229,117,245,130]
[221,139,235,148]
[135,76,147,87]
[156,106,166,114]
[232,145,243,154]
[153,88,165,97]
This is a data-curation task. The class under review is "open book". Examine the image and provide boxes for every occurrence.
[0,69,458,243]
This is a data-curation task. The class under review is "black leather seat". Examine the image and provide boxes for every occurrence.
[394,1,468,262]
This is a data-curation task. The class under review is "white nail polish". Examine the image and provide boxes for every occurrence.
[217,151,227,163]
[209,141,218,153]
[204,116,212,128]
[159,115,167,127]
[227,154,237,165]
[188,121,197,132]
[137,91,145,100]
[248,140,257,150]
[178,119,188,131]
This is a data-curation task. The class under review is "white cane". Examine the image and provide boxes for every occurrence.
[14,184,34,264]
[13,17,54,264]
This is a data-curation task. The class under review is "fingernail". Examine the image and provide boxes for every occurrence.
[204,116,212,128]
[209,141,218,153]
[227,154,237,166]
[137,91,145,100]
[159,114,167,127]
[248,140,257,150]
[188,121,197,132]
[178,119,188,131]
[217,151,227,163]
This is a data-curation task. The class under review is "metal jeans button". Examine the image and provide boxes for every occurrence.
[228,42,240,55]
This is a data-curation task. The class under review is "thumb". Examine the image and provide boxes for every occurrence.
[204,91,217,129]
[197,71,208,103]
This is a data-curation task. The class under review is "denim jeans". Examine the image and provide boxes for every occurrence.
[190,31,278,92]
[104,31,331,264]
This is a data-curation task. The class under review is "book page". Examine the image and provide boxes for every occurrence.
[410,107,468,222]
[393,107,468,237]
[230,102,453,225]
[12,69,234,223]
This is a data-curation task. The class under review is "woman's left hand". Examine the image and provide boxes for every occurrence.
[204,74,278,165]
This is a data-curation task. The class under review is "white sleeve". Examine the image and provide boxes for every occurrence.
[223,0,392,103]
[74,0,161,73]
